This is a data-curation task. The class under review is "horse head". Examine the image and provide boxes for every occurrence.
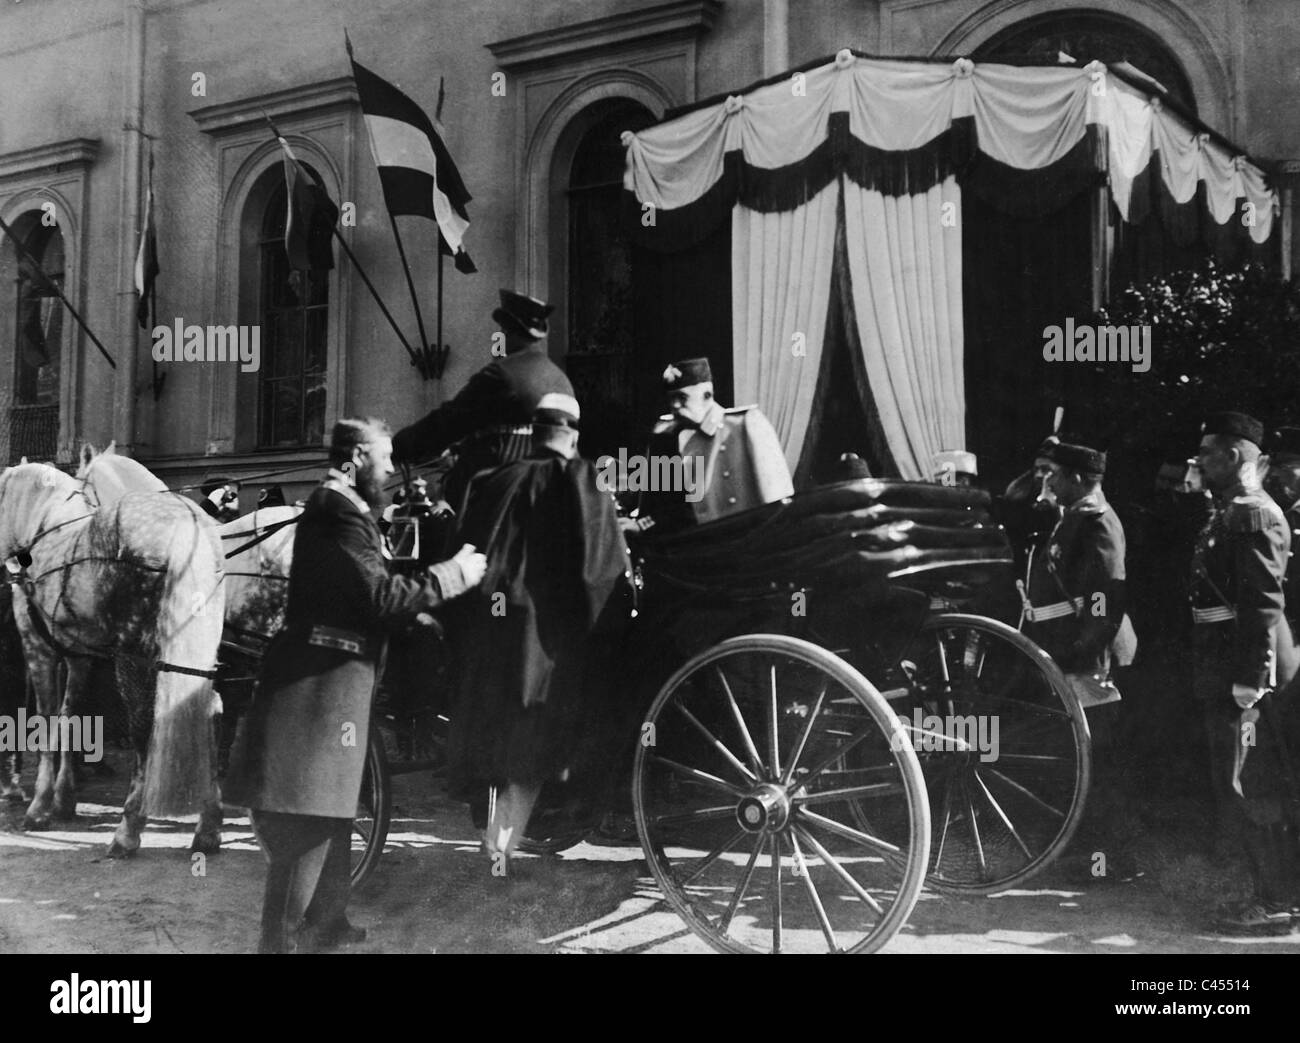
[0,463,80,562]
[75,441,166,509]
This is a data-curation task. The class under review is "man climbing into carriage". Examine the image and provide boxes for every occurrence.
[445,394,633,868]
[225,416,487,953]
[391,289,574,512]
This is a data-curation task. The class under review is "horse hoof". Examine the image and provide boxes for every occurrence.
[105,838,139,859]
[23,814,51,832]
[190,835,221,856]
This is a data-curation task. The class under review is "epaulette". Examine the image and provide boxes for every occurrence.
[652,414,676,436]
[724,404,757,414]
[1224,496,1272,533]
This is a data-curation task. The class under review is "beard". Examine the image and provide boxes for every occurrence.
[356,468,387,509]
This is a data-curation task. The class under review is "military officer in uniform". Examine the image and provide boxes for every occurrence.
[392,289,575,512]
[1189,412,1298,934]
[225,417,486,953]
[1018,440,1137,875]
[1264,426,1300,634]
[633,357,793,532]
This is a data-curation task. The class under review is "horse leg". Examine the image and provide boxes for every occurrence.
[192,712,223,855]
[51,657,94,820]
[20,643,62,831]
[107,657,153,858]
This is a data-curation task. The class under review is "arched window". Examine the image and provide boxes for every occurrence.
[9,215,63,462]
[256,174,328,448]
[559,100,654,457]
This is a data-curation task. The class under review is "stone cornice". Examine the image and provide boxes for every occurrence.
[487,0,722,70]
[0,138,99,181]
[190,77,358,136]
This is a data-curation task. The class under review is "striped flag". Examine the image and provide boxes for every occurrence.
[348,47,476,273]
[134,154,159,330]
[275,132,339,273]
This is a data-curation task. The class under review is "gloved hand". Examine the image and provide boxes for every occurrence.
[1232,683,1265,710]
[452,543,487,588]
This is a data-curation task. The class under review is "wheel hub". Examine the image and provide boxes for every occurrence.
[735,783,790,833]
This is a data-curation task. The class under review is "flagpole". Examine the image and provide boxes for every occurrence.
[0,215,116,370]
[147,149,164,400]
[330,224,421,365]
[435,237,446,378]
[387,214,433,378]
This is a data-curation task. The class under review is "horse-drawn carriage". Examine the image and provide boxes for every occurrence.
[2,448,1088,954]
[303,473,1088,954]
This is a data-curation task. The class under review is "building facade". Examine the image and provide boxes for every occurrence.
[1,0,1296,498]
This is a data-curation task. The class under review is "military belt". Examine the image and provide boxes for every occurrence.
[303,624,373,657]
[1191,605,1236,625]
[1015,580,1081,623]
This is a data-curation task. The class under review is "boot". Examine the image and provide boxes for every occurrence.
[0,752,24,803]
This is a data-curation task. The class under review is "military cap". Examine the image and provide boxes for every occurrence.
[932,449,978,478]
[662,357,713,390]
[1034,434,1061,459]
[1268,425,1300,462]
[1201,411,1264,447]
[493,289,553,340]
[1047,440,1106,476]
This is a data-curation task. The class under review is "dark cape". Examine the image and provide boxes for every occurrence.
[446,452,632,795]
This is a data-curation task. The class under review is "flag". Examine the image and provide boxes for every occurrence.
[347,46,476,273]
[18,275,53,368]
[276,133,339,272]
[134,156,159,330]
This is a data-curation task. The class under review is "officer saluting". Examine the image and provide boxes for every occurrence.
[392,289,575,511]
[1190,411,1298,934]
[634,357,793,532]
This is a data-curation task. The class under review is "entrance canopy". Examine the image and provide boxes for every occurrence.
[622,50,1276,481]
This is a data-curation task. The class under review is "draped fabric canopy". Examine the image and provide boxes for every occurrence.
[622,51,1277,479]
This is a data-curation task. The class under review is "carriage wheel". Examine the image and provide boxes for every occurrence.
[860,613,1089,894]
[350,725,391,889]
[634,635,930,954]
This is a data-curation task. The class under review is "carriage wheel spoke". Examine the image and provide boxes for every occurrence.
[995,753,1072,766]
[781,683,827,786]
[769,833,783,954]
[961,779,988,880]
[933,779,953,870]
[797,808,904,860]
[793,726,879,791]
[652,805,737,826]
[681,828,748,885]
[717,834,765,932]
[767,665,781,780]
[984,767,1066,820]
[716,666,764,775]
[794,824,884,917]
[651,754,747,797]
[788,831,841,953]
[792,782,904,805]
[971,770,1033,861]
[673,704,757,784]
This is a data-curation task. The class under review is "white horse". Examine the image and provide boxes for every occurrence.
[0,462,225,855]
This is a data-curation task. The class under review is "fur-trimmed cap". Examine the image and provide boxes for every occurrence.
[662,357,712,390]
[1201,411,1264,447]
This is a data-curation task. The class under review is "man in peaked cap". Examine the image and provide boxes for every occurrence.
[1265,426,1300,635]
[392,289,575,512]
[632,357,793,532]
[1190,411,1299,934]
[1019,438,1138,876]
[932,449,978,488]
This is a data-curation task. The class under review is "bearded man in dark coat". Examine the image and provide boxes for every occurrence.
[225,417,486,953]
[446,394,631,865]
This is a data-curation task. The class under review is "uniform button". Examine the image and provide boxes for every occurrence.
[719,445,726,452]
[728,496,737,505]
[723,470,731,478]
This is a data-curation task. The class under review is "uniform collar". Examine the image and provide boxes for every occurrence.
[1063,490,1108,516]
[323,469,372,515]
[680,400,725,437]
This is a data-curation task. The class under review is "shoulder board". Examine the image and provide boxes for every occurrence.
[725,404,757,414]
[1225,497,1272,532]
[652,415,676,436]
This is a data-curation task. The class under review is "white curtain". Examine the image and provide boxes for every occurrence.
[731,182,839,472]
[842,176,965,480]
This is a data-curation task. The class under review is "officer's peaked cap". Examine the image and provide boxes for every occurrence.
[494,289,553,340]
